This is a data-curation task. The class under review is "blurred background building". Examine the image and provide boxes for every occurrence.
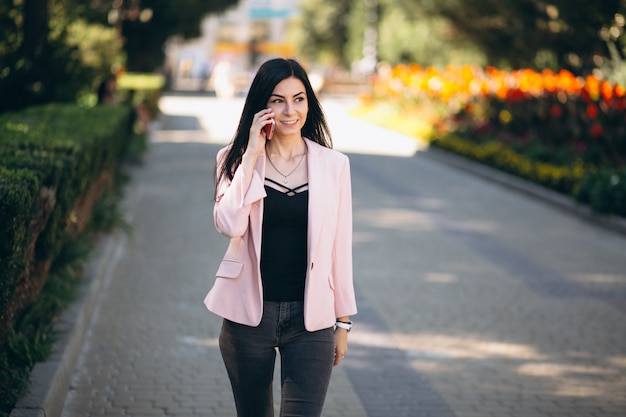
[165,0,300,96]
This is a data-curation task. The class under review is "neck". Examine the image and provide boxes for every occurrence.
[266,136,306,159]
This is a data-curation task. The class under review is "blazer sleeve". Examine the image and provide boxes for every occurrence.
[214,148,266,238]
[332,156,357,318]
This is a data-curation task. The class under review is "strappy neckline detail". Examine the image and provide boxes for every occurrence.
[265,177,308,196]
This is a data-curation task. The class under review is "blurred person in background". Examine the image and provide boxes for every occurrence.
[97,75,118,105]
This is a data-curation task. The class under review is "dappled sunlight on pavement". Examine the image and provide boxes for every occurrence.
[396,331,626,401]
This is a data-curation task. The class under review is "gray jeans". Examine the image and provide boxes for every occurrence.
[219,301,335,417]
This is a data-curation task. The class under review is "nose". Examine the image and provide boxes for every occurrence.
[284,101,294,115]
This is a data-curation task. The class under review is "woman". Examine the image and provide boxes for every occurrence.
[204,58,357,417]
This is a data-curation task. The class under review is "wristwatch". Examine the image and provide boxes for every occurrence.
[335,320,353,332]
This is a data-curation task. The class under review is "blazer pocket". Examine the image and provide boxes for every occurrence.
[216,259,244,279]
[327,274,335,290]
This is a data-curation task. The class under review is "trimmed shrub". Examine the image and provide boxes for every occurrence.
[432,134,626,217]
[0,168,41,341]
[431,134,585,194]
[0,104,134,341]
[576,169,626,216]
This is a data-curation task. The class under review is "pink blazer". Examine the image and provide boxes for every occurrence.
[204,138,357,331]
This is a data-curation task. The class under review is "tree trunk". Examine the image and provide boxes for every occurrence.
[21,0,49,61]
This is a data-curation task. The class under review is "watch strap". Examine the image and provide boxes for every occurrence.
[335,321,353,332]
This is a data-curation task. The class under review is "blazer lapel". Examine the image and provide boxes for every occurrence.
[305,139,326,258]
[251,153,266,260]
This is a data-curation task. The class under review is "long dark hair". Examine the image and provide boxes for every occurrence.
[216,58,332,191]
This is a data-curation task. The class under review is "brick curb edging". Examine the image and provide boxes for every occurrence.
[9,232,125,417]
[421,147,626,237]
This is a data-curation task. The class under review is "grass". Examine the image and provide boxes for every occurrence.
[117,72,166,91]
[349,101,434,148]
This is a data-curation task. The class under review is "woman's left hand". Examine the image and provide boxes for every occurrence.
[333,328,349,366]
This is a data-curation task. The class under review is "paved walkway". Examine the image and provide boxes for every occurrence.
[59,94,626,417]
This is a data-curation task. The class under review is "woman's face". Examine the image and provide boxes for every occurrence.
[266,77,309,138]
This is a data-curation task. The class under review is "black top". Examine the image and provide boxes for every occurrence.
[260,178,309,301]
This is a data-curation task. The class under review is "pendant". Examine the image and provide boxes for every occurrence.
[283,177,289,184]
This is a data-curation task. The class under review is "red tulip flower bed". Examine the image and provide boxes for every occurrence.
[359,64,626,217]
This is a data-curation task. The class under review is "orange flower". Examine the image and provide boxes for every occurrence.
[600,81,613,101]
[390,64,408,81]
[542,70,557,93]
[460,65,475,84]
[409,63,422,73]
[495,79,508,100]
[584,75,601,101]
[556,70,580,95]
[514,69,541,96]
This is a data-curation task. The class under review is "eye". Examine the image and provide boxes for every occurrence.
[295,96,305,103]
[270,98,283,104]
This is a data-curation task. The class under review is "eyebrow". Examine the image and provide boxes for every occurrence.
[270,91,306,99]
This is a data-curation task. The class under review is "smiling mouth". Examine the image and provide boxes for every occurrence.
[281,120,298,126]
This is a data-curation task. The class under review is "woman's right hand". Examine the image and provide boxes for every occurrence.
[245,108,274,160]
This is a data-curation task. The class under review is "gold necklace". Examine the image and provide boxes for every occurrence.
[267,151,306,184]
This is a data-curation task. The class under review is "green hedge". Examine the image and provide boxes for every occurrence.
[432,134,626,217]
[0,104,134,340]
[576,168,626,216]
[0,168,41,337]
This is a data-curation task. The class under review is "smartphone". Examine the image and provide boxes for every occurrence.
[263,119,275,140]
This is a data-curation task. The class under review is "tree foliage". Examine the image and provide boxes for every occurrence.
[104,0,239,71]
[1,0,81,112]
[412,0,626,75]
[375,0,485,67]
[292,0,485,70]
[0,0,239,113]
[292,0,625,79]
[291,0,352,67]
